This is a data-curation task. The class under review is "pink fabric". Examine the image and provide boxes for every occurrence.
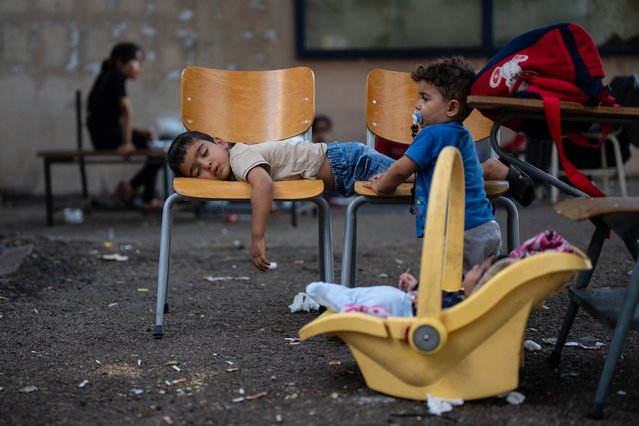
[341,304,391,319]
[509,229,575,259]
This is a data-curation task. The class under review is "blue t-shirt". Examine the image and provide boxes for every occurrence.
[405,121,494,237]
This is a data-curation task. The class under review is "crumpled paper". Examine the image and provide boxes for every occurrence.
[426,394,463,416]
[288,292,319,312]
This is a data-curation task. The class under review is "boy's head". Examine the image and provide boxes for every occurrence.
[167,131,232,180]
[411,56,475,124]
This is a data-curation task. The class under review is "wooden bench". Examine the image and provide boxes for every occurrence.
[37,149,168,225]
[36,90,168,225]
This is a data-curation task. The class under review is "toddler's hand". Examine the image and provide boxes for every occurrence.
[251,236,270,272]
[398,272,418,291]
[362,173,384,190]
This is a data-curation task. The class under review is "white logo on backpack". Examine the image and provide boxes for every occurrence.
[489,54,529,91]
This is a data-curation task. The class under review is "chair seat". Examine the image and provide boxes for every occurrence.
[354,181,413,197]
[484,180,509,197]
[554,197,639,221]
[353,180,509,198]
[173,177,324,200]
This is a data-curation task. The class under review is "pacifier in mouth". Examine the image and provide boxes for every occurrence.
[412,110,423,126]
[411,110,423,138]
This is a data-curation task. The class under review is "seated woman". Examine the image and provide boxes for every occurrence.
[306,230,574,318]
[87,42,163,212]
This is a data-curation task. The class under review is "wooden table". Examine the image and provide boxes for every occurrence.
[467,96,639,199]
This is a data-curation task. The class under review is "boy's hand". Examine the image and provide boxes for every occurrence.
[398,272,418,291]
[251,235,270,272]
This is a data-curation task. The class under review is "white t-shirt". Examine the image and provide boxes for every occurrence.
[229,139,327,182]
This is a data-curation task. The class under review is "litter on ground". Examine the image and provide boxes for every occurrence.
[505,391,526,405]
[101,253,128,262]
[426,394,463,416]
[288,292,319,312]
[524,340,542,351]
[565,341,605,350]
[205,276,250,282]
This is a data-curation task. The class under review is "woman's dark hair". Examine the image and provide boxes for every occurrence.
[167,131,215,176]
[101,42,143,71]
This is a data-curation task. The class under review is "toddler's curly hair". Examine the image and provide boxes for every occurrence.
[411,56,475,119]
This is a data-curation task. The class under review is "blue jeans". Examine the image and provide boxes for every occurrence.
[326,142,395,197]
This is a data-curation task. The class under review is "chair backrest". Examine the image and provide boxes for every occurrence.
[464,109,493,142]
[366,68,493,145]
[181,66,315,143]
[366,68,416,145]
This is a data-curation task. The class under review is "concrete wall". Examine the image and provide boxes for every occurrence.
[1,0,638,195]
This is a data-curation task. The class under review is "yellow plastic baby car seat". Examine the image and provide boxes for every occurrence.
[299,146,591,401]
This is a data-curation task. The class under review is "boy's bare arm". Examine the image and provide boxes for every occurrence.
[363,156,418,194]
[246,166,274,272]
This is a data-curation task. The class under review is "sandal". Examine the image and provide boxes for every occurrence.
[505,164,535,207]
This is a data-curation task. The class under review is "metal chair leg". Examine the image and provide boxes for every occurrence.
[44,158,54,226]
[79,157,90,212]
[154,193,182,339]
[341,196,368,287]
[588,259,639,419]
[492,195,520,252]
[549,223,608,366]
[314,196,333,283]
[341,196,412,287]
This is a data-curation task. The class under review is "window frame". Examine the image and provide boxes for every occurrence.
[294,0,638,59]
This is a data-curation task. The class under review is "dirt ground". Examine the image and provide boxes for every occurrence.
[1,186,638,426]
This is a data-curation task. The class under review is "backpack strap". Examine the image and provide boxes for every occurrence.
[543,96,605,197]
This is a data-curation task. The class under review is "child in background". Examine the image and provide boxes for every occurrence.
[364,57,501,273]
[311,115,333,143]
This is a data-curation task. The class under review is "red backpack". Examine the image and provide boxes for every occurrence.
[471,23,616,197]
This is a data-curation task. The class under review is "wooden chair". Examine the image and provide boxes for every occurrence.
[300,147,590,401]
[153,66,333,338]
[549,128,628,202]
[340,68,519,286]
